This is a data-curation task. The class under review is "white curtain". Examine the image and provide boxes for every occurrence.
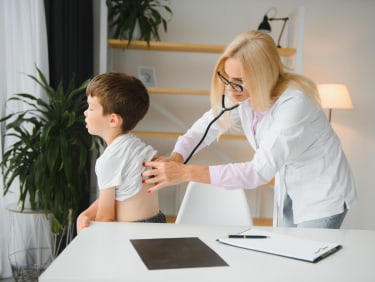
[0,0,49,278]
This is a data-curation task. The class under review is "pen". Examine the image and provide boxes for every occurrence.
[228,235,268,239]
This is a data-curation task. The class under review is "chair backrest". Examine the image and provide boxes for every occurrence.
[175,182,253,226]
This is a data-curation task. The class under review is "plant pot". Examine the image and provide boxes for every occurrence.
[18,192,38,210]
[126,20,141,40]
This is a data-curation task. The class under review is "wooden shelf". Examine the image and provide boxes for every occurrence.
[165,215,272,226]
[108,39,224,53]
[252,217,273,226]
[148,87,209,95]
[132,131,246,140]
[108,39,296,57]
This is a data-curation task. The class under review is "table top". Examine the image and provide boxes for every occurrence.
[39,222,375,282]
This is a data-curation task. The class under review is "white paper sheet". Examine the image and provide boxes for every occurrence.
[217,228,342,263]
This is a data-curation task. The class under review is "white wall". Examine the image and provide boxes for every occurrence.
[107,0,375,230]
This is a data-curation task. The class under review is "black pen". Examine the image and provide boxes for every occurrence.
[228,235,268,239]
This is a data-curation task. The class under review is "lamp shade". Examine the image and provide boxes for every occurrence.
[258,15,271,32]
[318,84,353,109]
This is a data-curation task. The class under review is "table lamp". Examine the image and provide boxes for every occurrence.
[257,7,289,48]
[317,84,353,122]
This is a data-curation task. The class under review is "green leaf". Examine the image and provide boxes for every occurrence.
[107,0,172,45]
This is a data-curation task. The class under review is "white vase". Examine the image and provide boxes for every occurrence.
[126,20,141,40]
[18,192,39,210]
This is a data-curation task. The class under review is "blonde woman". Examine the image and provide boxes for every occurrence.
[143,30,357,228]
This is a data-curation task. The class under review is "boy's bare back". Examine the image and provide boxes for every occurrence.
[115,183,159,222]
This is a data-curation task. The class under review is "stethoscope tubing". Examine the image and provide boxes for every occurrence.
[184,95,239,164]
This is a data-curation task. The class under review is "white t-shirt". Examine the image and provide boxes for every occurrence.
[95,134,157,201]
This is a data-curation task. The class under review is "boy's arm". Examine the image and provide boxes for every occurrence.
[76,199,98,234]
[76,188,116,234]
[95,187,116,222]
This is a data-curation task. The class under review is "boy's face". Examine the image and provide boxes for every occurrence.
[84,95,110,136]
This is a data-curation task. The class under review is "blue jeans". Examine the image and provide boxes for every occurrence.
[280,194,347,229]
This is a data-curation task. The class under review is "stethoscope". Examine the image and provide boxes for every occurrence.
[184,94,239,164]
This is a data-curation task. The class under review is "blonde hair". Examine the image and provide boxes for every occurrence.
[211,30,320,134]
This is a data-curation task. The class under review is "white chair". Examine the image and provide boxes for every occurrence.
[175,182,253,226]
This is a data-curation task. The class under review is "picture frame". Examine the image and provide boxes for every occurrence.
[138,66,157,88]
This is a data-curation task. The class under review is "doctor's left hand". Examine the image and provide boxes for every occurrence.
[142,160,188,192]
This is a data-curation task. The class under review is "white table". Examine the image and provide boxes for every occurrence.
[39,222,375,282]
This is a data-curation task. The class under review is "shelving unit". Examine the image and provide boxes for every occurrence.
[107,39,296,56]
[108,39,296,140]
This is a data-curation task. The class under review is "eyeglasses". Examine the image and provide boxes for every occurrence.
[217,71,244,93]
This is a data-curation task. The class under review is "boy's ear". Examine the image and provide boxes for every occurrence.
[109,113,123,128]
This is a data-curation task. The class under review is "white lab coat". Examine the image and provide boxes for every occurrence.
[175,88,357,225]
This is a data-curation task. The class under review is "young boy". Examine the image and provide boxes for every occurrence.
[76,72,166,234]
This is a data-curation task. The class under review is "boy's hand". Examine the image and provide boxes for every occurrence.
[76,214,91,234]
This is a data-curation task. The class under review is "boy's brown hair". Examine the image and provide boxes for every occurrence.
[86,72,149,132]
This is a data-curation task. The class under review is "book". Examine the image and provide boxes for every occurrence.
[217,228,342,263]
[131,237,229,270]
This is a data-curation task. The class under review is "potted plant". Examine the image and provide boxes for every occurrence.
[0,67,100,246]
[106,0,173,46]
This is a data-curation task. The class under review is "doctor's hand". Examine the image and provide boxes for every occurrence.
[142,160,189,192]
[151,152,184,163]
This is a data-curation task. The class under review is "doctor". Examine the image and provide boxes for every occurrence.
[142,30,357,228]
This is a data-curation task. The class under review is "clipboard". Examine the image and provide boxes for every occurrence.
[217,228,342,263]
